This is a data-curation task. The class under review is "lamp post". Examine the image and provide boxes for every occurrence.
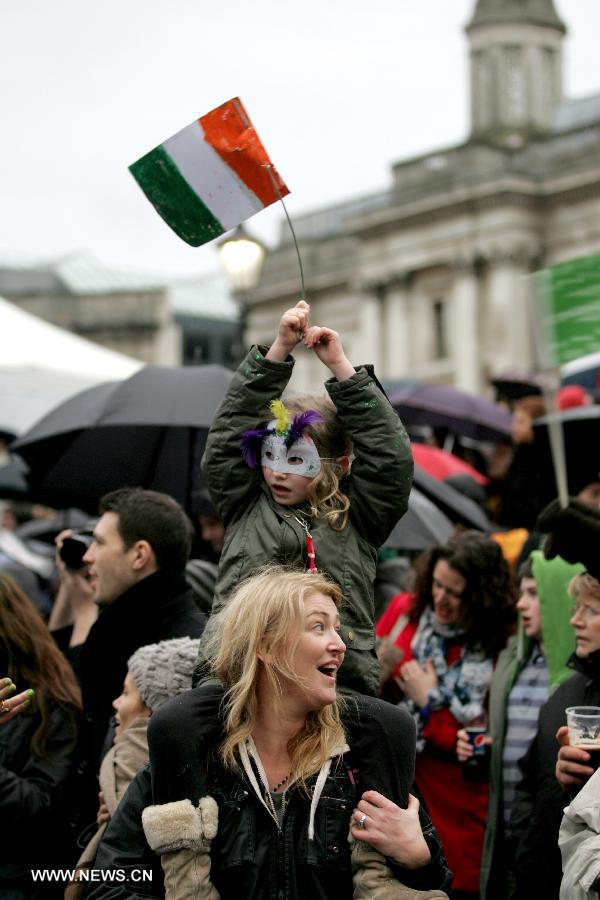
[218,225,266,360]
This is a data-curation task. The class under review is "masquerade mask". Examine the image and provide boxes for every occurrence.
[241,399,324,478]
[261,429,321,477]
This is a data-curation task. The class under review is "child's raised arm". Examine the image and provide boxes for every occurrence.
[265,300,310,362]
[305,325,356,381]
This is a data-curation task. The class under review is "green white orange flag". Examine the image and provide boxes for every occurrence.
[129,97,289,247]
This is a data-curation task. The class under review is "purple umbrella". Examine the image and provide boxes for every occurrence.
[389,385,512,443]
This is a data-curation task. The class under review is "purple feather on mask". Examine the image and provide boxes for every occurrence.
[285,409,324,448]
[240,426,273,468]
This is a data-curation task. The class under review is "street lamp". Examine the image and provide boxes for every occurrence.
[218,224,266,294]
[218,224,266,362]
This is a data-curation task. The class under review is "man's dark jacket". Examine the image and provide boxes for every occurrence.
[75,570,205,826]
[510,651,600,899]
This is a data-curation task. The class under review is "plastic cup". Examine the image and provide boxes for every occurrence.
[566,706,600,750]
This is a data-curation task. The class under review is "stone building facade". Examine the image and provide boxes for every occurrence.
[246,0,600,394]
[0,254,180,366]
[0,255,241,368]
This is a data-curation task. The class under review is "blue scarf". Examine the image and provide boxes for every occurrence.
[405,606,493,752]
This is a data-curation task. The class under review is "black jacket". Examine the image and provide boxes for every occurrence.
[87,761,451,900]
[0,701,80,895]
[510,651,600,899]
[75,571,205,826]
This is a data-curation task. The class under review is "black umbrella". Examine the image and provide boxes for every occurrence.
[12,365,233,514]
[412,465,492,532]
[534,405,600,495]
[489,370,544,401]
[384,487,455,552]
[0,456,31,500]
[390,384,512,442]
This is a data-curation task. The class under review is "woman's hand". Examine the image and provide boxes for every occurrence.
[351,791,431,869]
[555,725,596,789]
[456,727,492,762]
[456,728,473,763]
[304,325,355,381]
[0,677,33,724]
[265,301,310,361]
[396,659,438,709]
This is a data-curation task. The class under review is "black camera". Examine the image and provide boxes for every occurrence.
[59,526,96,572]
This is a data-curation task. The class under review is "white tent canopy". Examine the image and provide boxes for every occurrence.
[0,296,143,434]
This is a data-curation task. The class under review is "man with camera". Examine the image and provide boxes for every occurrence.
[55,487,205,832]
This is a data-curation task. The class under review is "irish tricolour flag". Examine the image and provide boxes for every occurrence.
[129,97,289,247]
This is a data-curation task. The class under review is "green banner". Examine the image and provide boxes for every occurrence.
[532,254,600,367]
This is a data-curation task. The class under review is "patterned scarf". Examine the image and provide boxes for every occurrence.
[404,606,493,752]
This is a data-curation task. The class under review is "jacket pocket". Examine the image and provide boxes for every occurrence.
[214,794,256,867]
[300,795,353,870]
[340,624,376,652]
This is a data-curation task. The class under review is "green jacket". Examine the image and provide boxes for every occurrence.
[196,346,413,696]
[480,551,583,899]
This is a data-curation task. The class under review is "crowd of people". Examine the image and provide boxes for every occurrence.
[0,299,599,899]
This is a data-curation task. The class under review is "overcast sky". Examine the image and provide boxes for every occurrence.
[1,0,598,280]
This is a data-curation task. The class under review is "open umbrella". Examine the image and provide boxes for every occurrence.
[0,456,31,500]
[411,443,489,486]
[412,465,491,532]
[534,405,600,495]
[390,385,512,442]
[384,487,455,552]
[12,365,233,514]
[489,370,544,401]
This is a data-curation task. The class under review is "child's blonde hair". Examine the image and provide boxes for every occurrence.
[204,565,346,786]
[284,393,352,531]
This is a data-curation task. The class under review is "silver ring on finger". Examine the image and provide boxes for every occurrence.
[358,813,367,829]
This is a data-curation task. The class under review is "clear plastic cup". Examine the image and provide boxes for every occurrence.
[566,706,600,750]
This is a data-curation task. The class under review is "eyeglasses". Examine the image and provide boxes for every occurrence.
[571,601,600,621]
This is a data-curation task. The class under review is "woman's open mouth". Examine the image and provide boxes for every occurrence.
[317,664,338,681]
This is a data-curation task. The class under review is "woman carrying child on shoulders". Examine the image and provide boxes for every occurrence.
[148,301,449,897]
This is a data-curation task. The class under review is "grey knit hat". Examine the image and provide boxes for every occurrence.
[127,637,200,712]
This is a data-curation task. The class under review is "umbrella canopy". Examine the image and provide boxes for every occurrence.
[489,370,544,401]
[561,351,600,391]
[412,465,492,532]
[12,365,233,514]
[384,487,455,552]
[411,443,489,486]
[390,384,512,442]
[0,456,31,500]
[534,405,600,495]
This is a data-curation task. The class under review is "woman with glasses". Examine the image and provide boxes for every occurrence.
[510,572,600,899]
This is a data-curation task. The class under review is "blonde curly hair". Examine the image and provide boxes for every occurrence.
[282,393,352,531]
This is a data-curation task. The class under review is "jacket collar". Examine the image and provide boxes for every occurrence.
[568,649,600,679]
[98,569,190,626]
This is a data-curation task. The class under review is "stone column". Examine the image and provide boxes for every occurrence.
[382,274,412,379]
[485,251,534,373]
[452,260,480,392]
[356,290,382,369]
